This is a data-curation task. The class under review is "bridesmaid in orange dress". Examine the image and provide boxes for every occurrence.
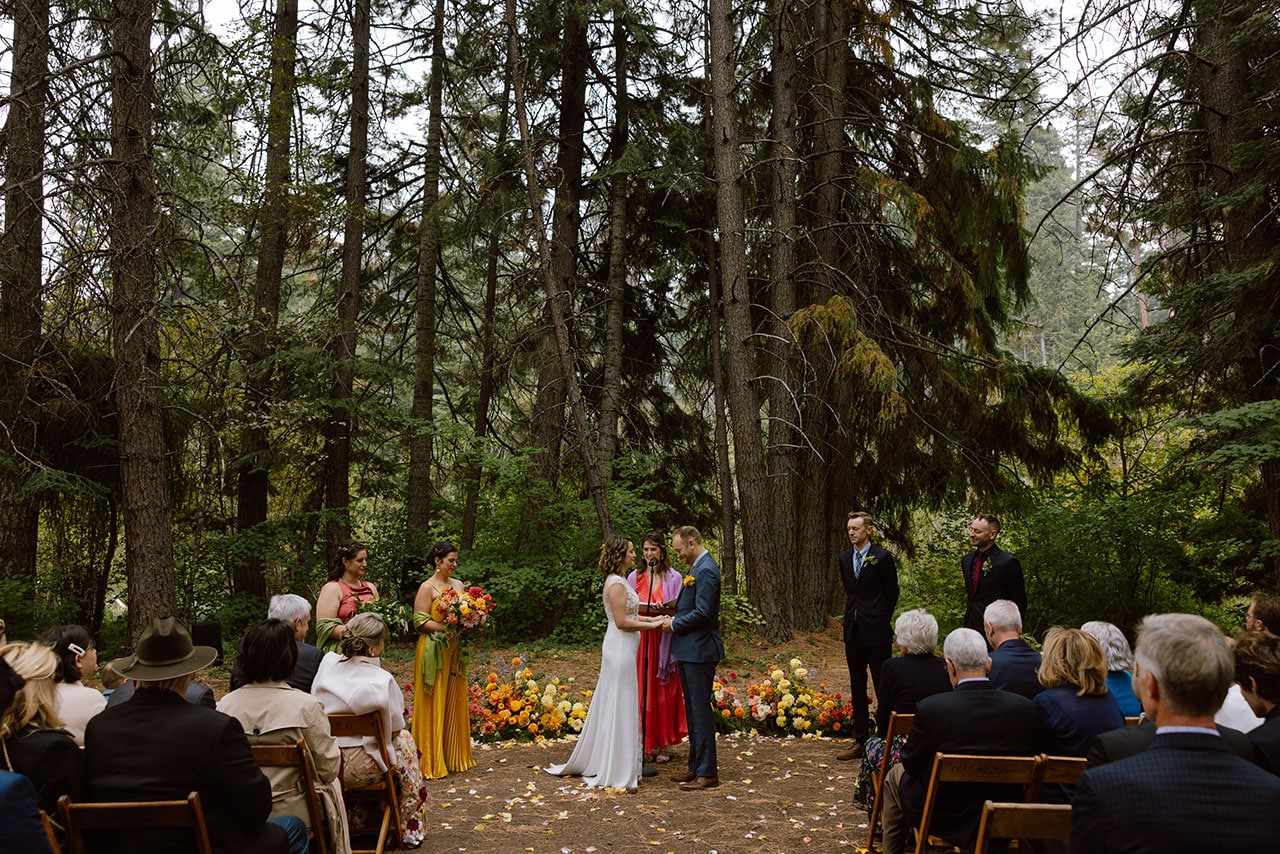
[628,531,687,763]
[411,541,477,779]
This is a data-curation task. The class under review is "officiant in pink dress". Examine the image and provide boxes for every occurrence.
[629,531,687,764]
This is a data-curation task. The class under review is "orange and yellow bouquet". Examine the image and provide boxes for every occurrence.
[433,585,493,640]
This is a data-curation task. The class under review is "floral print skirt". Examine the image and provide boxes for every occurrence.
[853,733,909,810]
[340,729,428,847]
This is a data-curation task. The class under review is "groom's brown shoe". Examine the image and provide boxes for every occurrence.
[674,770,697,784]
[679,776,720,791]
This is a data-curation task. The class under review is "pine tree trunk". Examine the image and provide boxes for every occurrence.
[323,0,371,555]
[235,0,297,598]
[708,0,789,639]
[111,0,177,646]
[706,236,738,593]
[0,0,48,581]
[406,0,447,574]
[518,1,588,540]
[598,13,629,479]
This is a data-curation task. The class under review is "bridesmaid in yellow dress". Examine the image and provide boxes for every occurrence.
[411,540,476,778]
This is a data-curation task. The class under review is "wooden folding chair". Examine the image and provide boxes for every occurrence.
[40,809,62,853]
[327,711,402,854]
[58,791,212,854]
[251,739,330,854]
[973,800,1073,853]
[1025,754,1087,802]
[864,712,915,851]
[1124,716,1143,726]
[914,753,1041,849]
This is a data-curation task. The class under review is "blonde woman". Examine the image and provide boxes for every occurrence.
[0,642,83,818]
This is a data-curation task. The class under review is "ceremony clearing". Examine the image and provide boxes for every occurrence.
[381,626,871,853]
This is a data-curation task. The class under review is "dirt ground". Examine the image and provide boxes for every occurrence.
[377,623,877,854]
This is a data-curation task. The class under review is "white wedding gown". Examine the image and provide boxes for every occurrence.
[545,574,642,789]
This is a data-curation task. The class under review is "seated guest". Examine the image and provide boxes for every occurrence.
[219,620,350,854]
[984,599,1042,699]
[1247,591,1280,635]
[1081,620,1141,717]
[1071,614,1280,852]
[1232,630,1280,773]
[231,595,325,693]
[84,617,300,854]
[852,609,951,809]
[879,628,1037,854]
[0,642,84,818]
[1216,680,1263,732]
[107,673,216,708]
[311,612,428,849]
[100,662,125,701]
[0,655,53,854]
[39,624,107,745]
[1034,628,1124,801]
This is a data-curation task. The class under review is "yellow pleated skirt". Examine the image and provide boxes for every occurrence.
[412,633,476,779]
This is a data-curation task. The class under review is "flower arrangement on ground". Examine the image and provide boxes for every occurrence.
[469,655,593,742]
[712,657,853,737]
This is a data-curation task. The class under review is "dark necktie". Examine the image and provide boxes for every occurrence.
[972,551,985,593]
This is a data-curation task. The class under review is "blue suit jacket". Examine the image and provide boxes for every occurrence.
[0,771,53,853]
[988,638,1043,699]
[1072,731,1280,852]
[669,549,724,663]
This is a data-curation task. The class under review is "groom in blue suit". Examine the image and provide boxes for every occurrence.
[663,525,724,791]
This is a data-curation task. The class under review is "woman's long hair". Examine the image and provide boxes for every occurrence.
[328,539,368,581]
[599,537,632,577]
[641,531,672,575]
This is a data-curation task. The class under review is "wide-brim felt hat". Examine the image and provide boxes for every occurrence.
[110,617,217,681]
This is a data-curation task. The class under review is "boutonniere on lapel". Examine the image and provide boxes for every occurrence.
[683,574,696,587]
[863,554,878,566]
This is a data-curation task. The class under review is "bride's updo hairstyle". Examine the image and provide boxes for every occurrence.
[599,536,631,577]
[340,612,387,658]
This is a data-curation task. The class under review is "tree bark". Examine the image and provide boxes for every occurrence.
[518,1,588,540]
[406,0,447,574]
[323,0,371,554]
[508,0,614,538]
[0,0,49,581]
[598,12,629,480]
[706,236,738,593]
[111,0,177,646]
[708,0,788,639]
[235,0,297,598]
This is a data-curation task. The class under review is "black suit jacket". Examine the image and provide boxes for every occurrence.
[874,653,952,736]
[1072,732,1280,852]
[228,641,324,693]
[84,687,283,854]
[838,543,899,646]
[961,545,1026,631]
[987,638,1043,699]
[107,678,216,709]
[1249,706,1280,774]
[1086,719,1256,767]
[899,679,1038,847]
[1,724,83,817]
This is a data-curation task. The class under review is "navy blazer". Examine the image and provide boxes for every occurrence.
[837,543,899,647]
[85,687,284,854]
[0,771,53,853]
[1072,732,1280,852]
[898,680,1038,847]
[961,546,1026,631]
[229,641,323,693]
[988,638,1043,699]
[1086,719,1256,767]
[874,653,952,736]
[670,549,725,664]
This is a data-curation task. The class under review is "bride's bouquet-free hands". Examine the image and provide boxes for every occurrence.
[429,585,494,644]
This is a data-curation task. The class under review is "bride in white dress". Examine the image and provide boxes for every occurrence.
[546,536,666,790]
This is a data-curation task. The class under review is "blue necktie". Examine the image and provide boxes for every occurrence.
[854,551,864,579]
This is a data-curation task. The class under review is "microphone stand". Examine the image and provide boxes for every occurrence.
[640,558,658,779]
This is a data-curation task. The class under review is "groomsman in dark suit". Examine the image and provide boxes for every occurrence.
[961,514,1026,635]
[1071,614,1280,852]
[836,511,899,760]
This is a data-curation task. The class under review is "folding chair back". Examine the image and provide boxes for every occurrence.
[250,739,330,854]
[327,711,402,854]
[1025,754,1087,802]
[973,800,1073,853]
[914,753,1041,848]
[40,809,62,853]
[58,791,212,854]
[1124,716,1143,726]
[864,712,915,851]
